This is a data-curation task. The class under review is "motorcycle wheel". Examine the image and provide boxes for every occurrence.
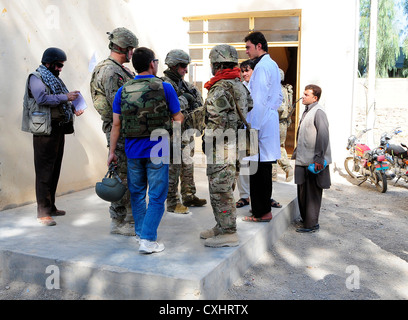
[344,157,359,180]
[374,171,387,193]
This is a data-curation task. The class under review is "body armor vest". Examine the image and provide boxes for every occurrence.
[120,77,171,138]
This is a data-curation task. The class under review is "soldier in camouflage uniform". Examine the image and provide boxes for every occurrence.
[273,69,294,182]
[161,49,207,214]
[200,44,253,248]
[90,28,138,236]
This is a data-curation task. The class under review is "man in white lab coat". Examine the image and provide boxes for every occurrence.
[242,32,282,222]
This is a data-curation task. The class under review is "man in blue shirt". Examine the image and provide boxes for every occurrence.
[108,47,183,254]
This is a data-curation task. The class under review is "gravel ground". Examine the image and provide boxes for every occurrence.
[1,164,407,300]
[223,164,408,300]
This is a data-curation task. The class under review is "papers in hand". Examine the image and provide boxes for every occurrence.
[72,92,88,111]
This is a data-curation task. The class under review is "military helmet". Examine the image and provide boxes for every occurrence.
[165,49,191,67]
[41,47,67,64]
[108,27,138,50]
[95,165,127,202]
[209,44,238,64]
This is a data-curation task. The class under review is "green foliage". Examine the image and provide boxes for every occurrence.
[359,0,401,77]
[403,1,408,58]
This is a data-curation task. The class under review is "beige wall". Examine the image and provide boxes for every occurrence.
[0,0,359,210]
[353,78,408,147]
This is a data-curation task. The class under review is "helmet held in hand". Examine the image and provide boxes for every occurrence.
[95,164,127,202]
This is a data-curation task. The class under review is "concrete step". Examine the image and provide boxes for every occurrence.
[0,167,298,299]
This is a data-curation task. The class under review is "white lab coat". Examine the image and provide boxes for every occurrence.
[246,54,282,162]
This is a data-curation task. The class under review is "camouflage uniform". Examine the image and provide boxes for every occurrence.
[161,50,206,212]
[90,28,138,234]
[273,69,294,181]
[202,45,252,246]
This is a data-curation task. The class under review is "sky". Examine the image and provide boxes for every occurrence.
[395,0,408,43]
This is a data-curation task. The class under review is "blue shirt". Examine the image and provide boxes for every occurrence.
[29,75,68,106]
[113,75,180,159]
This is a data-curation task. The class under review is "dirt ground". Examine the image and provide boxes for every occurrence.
[1,164,407,300]
[223,163,408,300]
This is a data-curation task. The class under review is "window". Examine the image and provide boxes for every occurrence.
[184,10,302,155]
[183,10,301,94]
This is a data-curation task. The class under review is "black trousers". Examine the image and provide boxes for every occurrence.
[249,161,273,217]
[297,172,323,228]
[33,121,65,218]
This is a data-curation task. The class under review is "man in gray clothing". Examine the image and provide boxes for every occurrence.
[291,84,331,233]
[22,47,83,226]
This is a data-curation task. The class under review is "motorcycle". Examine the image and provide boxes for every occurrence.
[344,128,389,193]
[379,127,408,185]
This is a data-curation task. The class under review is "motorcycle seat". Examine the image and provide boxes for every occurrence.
[386,144,408,158]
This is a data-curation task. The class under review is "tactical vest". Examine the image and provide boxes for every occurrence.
[90,58,134,128]
[208,79,252,132]
[162,72,204,132]
[120,77,172,138]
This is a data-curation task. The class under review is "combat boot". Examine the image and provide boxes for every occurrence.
[272,164,278,181]
[183,195,207,207]
[167,203,190,214]
[111,218,136,236]
[204,233,239,248]
[286,168,294,182]
[199,226,222,239]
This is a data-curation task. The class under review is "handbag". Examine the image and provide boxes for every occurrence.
[62,120,74,134]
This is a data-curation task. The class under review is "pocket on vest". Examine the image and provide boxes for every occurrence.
[29,111,51,135]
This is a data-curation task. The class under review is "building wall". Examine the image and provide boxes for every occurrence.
[353,78,408,147]
[0,0,359,210]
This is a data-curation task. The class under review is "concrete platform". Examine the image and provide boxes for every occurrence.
[0,167,298,300]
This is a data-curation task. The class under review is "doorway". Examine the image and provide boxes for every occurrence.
[269,46,298,155]
[184,9,302,156]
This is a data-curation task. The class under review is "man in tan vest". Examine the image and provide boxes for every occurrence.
[292,84,331,233]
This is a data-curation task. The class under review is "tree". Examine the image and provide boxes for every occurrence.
[402,0,408,76]
[359,0,401,77]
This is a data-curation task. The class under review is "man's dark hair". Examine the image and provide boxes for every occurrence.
[305,84,322,101]
[212,62,237,72]
[240,59,255,71]
[244,31,268,52]
[132,47,155,73]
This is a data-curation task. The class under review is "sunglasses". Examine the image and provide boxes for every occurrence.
[54,62,64,68]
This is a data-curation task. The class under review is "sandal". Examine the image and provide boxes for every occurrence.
[236,198,250,208]
[37,216,56,226]
[242,215,272,222]
[271,199,282,208]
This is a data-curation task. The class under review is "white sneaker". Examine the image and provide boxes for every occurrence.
[139,239,165,254]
